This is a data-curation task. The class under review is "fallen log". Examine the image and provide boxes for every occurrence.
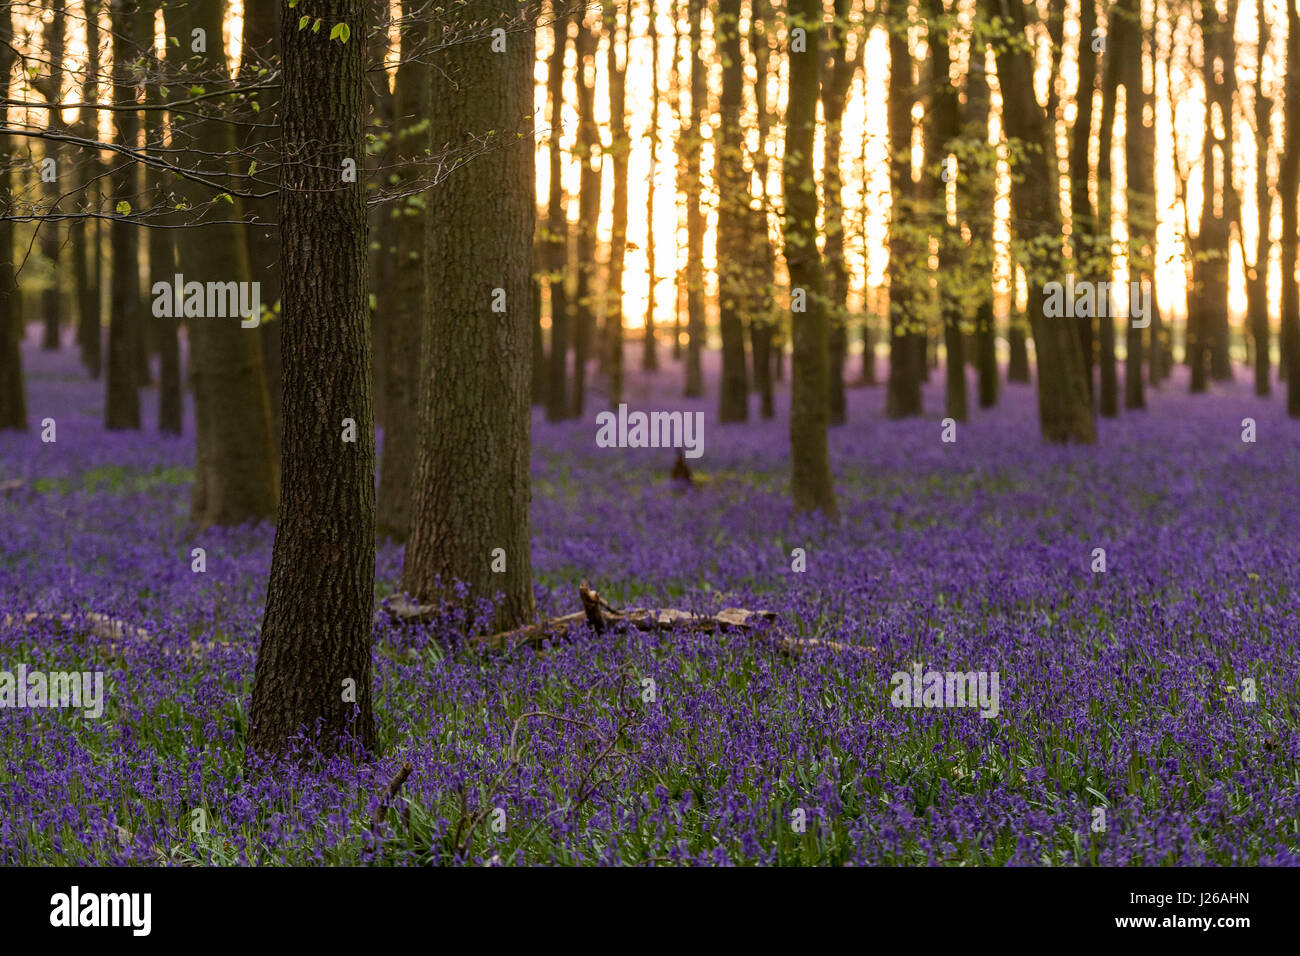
[1,612,219,659]
[400,583,873,657]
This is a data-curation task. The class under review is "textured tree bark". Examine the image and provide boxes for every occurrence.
[0,4,25,432]
[986,0,1094,443]
[605,0,628,408]
[544,5,570,422]
[249,0,376,760]
[401,0,537,631]
[376,0,427,542]
[886,1,922,419]
[683,0,705,397]
[163,0,278,526]
[717,0,749,422]
[785,0,837,517]
[105,0,141,431]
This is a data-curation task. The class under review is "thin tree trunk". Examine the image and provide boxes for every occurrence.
[39,2,66,352]
[682,0,706,397]
[249,0,375,760]
[606,0,628,407]
[402,0,537,630]
[105,0,141,430]
[750,0,776,418]
[1282,0,1300,415]
[717,0,749,421]
[0,4,25,431]
[643,0,661,372]
[75,1,103,379]
[571,12,600,417]
[376,0,427,541]
[1096,14,1119,418]
[545,5,570,421]
[163,0,278,525]
[886,0,922,418]
[785,0,837,516]
[1248,0,1271,397]
[1069,0,1098,406]
[1120,0,1147,410]
[822,0,858,426]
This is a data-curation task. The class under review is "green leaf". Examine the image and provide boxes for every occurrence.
[115,200,131,216]
[311,18,322,33]
[329,22,350,43]
[298,15,310,29]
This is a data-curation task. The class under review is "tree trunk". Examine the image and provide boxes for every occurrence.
[822,0,858,426]
[1120,0,1147,410]
[39,3,66,352]
[683,0,706,397]
[402,1,537,631]
[643,0,661,372]
[1248,0,1271,397]
[717,0,749,421]
[105,0,141,430]
[1095,16,1119,418]
[1283,0,1300,415]
[986,0,1094,442]
[75,1,103,379]
[0,4,25,431]
[886,1,922,418]
[140,0,181,434]
[163,0,278,525]
[241,0,282,450]
[1069,0,1098,406]
[249,0,376,760]
[606,1,629,407]
[571,13,599,418]
[966,42,997,407]
[928,0,966,421]
[785,0,837,517]
[376,0,427,541]
[544,6,570,422]
[750,0,776,418]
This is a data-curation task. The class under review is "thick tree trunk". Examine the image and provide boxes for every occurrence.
[402,1,537,630]
[717,0,749,422]
[376,1,427,541]
[785,0,837,516]
[105,0,141,430]
[249,0,376,760]
[544,6,570,422]
[986,0,1094,442]
[0,5,25,431]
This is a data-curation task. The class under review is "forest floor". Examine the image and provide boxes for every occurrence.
[2,326,1299,864]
